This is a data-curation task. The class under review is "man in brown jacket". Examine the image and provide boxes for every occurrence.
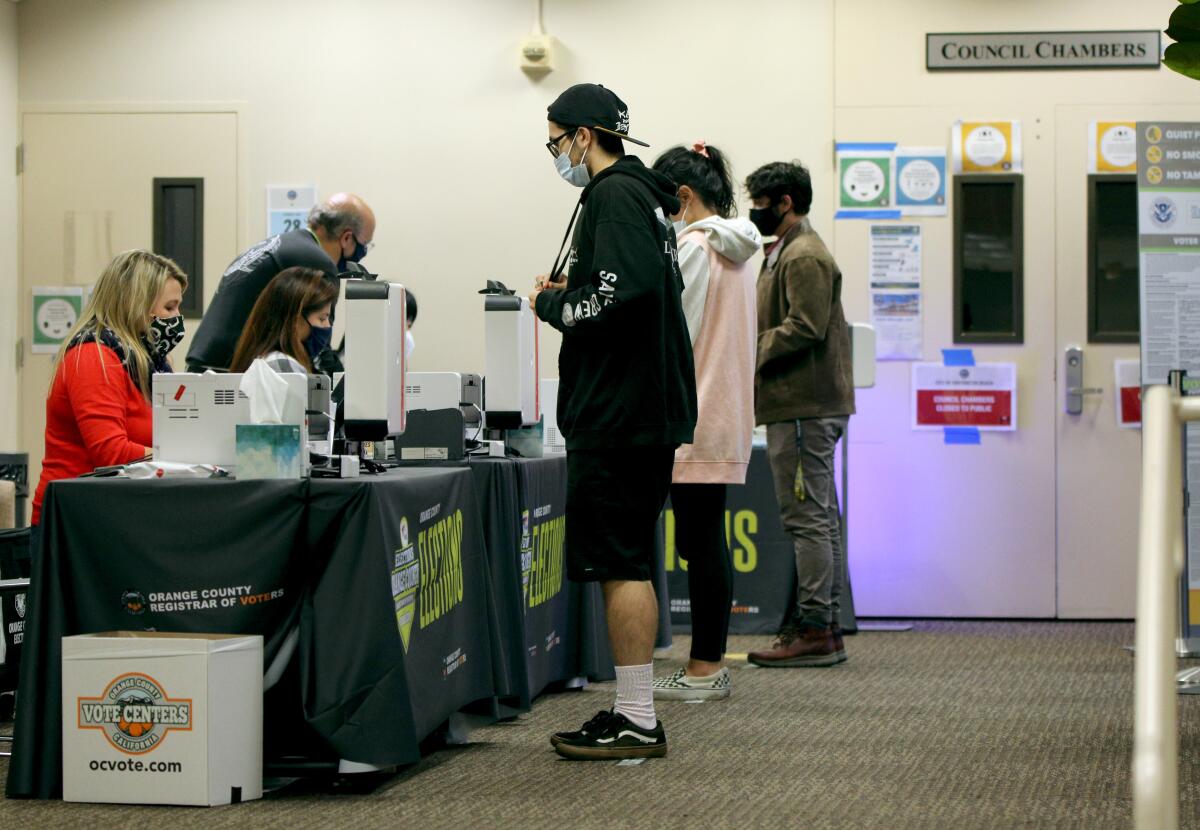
[744,161,855,668]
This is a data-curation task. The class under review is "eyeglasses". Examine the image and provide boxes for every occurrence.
[545,129,577,159]
[353,233,375,253]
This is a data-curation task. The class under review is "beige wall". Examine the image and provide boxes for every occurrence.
[830,0,1195,400]
[834,0,1192,112]
[15,0,835,384]
[0,3,15,450]
[833,0,1196,329]
[0,2,16,450]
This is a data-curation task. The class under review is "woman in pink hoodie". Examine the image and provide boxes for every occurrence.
[651,143,761,700]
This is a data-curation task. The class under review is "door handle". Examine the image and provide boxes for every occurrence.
[1065,346,1102,415]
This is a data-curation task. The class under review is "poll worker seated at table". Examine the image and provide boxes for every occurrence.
[228,266,337,375]
[31,250,188,528]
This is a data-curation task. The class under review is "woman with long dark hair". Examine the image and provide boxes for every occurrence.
[650,142,761,701]
[229,266,337,374]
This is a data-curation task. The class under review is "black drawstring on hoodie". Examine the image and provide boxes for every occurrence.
[549,196,584,283]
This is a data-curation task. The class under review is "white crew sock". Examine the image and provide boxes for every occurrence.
[613,663,656,730]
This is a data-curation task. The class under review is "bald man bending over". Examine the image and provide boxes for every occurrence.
[186,192,377,371]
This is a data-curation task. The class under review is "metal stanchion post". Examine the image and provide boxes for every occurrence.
[1172,370,1200,691]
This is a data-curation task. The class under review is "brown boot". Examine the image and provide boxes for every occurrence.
[831,624,848,664]
[749,625,842,667]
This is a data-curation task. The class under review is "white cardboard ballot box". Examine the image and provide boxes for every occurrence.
[62,631,263,806]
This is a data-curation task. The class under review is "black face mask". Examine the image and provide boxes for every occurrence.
[749,204,783,237]
[337,235,369,272]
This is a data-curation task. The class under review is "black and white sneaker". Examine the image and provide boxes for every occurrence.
[549,709,611,749]
[551,710,668,760]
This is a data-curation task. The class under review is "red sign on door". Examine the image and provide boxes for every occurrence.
[1115,359,1141,428]
[911,362,1018,431]
[915,390,1013,427]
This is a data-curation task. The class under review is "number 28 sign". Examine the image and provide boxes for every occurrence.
[266,185,318,237]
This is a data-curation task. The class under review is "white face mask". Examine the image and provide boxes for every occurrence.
[554,133,590,188]
[671,197,691,237]
[405,330,415,360]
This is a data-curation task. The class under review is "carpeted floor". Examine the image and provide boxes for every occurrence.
[1,621,1196,829]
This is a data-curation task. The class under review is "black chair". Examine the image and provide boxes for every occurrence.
[0,528,31,756]
[0,454,29,528]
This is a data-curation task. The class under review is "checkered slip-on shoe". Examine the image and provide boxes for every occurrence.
[652,667,732,701]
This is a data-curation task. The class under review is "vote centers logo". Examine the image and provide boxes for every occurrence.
[77,673,192,755]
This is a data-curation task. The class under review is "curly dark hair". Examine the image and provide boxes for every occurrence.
[744,161,813,216]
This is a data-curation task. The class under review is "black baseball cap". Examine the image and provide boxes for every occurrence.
[546,83,650,148]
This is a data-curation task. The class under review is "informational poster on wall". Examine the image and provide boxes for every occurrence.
[266,185,318,237]
[895,147,947,216]
[1089,121,1137,174]
[1114,359,1141,428]
[1137,122,1200,619]
[868,224,923,360]
[952,120,1022,174]
[1137,122,1200,386]
[911,362,1017,430]
[871,294,922,361]
[31,286,84,354]
[835,143,899,219]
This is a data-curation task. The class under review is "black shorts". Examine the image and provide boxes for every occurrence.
[565,445,677,583]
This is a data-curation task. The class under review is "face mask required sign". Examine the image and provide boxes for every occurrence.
[32,286,83,354]
[835,143,899,220]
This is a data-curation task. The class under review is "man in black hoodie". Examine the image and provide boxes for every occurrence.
[529,83,697,760]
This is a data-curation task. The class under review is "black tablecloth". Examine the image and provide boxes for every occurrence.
[302,469,499,762]
[8,457,612,799]
[464,458,613,710]
[509,458,612,700]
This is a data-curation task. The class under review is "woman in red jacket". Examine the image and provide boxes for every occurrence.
[31,250,188,528]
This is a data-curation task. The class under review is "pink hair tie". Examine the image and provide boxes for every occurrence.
[691,141,710,159]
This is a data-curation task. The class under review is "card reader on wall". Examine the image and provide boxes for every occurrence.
[344,279,407,440]
[483,289,540,429]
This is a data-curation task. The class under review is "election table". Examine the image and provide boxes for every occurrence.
[7,456,612,799]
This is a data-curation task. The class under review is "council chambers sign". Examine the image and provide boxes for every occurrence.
[927,31,1161,71]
